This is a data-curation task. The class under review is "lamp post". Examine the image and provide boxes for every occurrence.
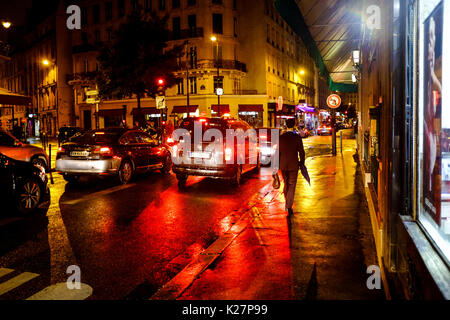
[184,40,190,117]
[211,36,221,114]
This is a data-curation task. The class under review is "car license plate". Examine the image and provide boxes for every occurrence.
[189,151,211,159]
[70,151,89,157]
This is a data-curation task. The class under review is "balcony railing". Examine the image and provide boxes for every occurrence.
[178,59,247,72]
[169,28,204,41]
[67,72,98,84]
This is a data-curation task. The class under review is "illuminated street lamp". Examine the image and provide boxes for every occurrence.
[42,59,50,66]
[352,50,360,65]
[1,21,11,29]
[211,35,221,112]
[300,69,305,75]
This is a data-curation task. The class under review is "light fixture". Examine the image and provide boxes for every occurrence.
[2,21,11,29]
[352,73,357,83]
[42,59,50,66]
[210,36,217,42]
[353,50,360,65]
[300,70,305,75]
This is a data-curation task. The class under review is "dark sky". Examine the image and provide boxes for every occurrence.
[0,0,33,26]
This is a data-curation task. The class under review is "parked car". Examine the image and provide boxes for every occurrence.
[172,117,260,188]
[317,125,333,136]
[55,128,172,184]
[57,126,85,145]
[0,129,49,171]
[258,127,281,166]
[0,152,50,214]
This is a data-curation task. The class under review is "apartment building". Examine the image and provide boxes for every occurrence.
[67,0,320,129]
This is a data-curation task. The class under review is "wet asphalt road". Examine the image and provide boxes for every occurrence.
[0,135,336,300]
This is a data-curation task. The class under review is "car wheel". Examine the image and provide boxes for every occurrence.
[161,154,172,175]
[118,160,133,184]
[18,178,42,214]
[32,157,47,171]
[232,165,242,186]
[63,174,80,183]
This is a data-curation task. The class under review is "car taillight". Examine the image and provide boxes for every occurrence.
[95,146,114,157]
[167,137,174,143]
[225,147,232,161]
[57,146,65,153]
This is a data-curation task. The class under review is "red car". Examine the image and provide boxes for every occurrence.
[317,125,332,136]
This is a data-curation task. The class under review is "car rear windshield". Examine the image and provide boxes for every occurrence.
[70,131,121,145]
[179,118,228,134]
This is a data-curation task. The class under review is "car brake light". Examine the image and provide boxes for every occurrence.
[225,147,232,161]
[57,146,65,153]
[199,119,207,122]
[95,146,114,157]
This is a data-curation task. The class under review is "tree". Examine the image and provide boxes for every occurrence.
[96,6,182,125]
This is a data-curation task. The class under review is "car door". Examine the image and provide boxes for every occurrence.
[121,131,147,169]
[0,131,21,160]
[136,132,161,167]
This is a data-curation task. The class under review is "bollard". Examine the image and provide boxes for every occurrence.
[340,130,343,154]
[48,144,54,184]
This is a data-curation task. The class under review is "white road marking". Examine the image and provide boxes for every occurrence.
[0,272,39,296]
[61,183,135,205]
[26,282,93,300]
[0,268,14,278]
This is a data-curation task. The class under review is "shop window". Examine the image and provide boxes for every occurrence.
[417,0,450,262]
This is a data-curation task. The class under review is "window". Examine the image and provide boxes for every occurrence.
[212,0,222,4]
[118,0,125,17]
[172,17,181,39]
[189,77,197,94]
[93,4,100,24]
[145,0,152,11]
[81,32,88,44]
[212,14,223,34]
[94,30,100,42]
[189,47,197,68]
[172,0,180,9]
[213,44,222,62]
[105,2,113,20]
[106,28,112,41]
[234,17,238,37]
[131,0,138,11]
[81,7,88,26]
[188,14,197,34]
[233,0,237,10]
[188,0,196,6]
[159,0,166,10]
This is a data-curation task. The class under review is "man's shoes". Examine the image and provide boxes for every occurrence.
[287,208,294,217]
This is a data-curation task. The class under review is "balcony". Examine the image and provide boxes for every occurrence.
[169,28,204,41]
[67,72,98,85]
[178,59,247,73]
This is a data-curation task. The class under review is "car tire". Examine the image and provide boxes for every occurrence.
[232,165,242,186]
[176,174,187,189]
[161,154,172,175]
[63,174,80,183]
[17,178,42,214]
[118,160,133,185]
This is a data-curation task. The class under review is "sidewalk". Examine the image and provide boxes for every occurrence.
[178,139,385,300]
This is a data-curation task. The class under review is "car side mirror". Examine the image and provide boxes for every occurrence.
[15,141,23,147]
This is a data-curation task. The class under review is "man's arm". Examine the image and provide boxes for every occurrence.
[297,135,306,165]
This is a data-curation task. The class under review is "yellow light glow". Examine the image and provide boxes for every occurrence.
[2,21,11,29]
[300,70,305,75]
[42,59,49,66]
[210,36,217,42]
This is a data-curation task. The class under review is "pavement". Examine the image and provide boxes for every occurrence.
[174,138,385,300]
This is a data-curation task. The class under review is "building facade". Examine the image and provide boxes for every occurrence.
[66,0,320,130]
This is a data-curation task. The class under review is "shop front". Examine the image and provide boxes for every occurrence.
[170,106,199,126]
[211,105,230,118]
[238,105,263,128]
[99,108,126,128]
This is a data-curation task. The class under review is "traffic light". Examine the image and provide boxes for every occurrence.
[156,78,166,96]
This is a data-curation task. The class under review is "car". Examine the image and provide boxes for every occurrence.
[0,152,50,214]
[317,125,333,136]
[57,126,85,145]
[55,128,172,184]
[0,129,49,171]
[258,127,281,166]
[172,117,260,188]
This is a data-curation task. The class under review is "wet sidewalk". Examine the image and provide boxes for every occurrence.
[178,139,385,300]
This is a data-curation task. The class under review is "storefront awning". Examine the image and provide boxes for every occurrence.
[132,107,160,115]
[211,105,230,113]
[238,105,264,112]
[171,106,198,114]
[98,109,124,117]
[0,88,31,106]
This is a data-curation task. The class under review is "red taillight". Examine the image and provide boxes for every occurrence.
[225,147,232,161]
[167,137,174,143]
[95,146,114,157]
[58,146,65,153]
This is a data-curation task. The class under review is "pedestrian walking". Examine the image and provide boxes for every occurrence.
[275,118,306,217]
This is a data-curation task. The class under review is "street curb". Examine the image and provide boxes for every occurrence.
[150,187,275,300]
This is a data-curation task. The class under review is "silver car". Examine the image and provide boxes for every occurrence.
[0,130,49,170]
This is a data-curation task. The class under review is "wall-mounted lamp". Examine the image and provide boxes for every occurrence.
[353,50,360,65]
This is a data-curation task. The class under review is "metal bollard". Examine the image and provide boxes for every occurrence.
[340,130,343,154]
[48,144,54,184]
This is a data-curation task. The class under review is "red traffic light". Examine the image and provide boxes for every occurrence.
[157,78,165,86]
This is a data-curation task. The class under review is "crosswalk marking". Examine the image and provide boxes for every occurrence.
[0,268,14,278]
[0,272,39,296]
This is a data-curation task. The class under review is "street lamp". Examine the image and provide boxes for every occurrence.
[42,59,50,66]
[1,21,11,29]
[300,69,305,75]
[211,35,221,113]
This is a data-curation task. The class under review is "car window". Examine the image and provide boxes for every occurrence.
[136,132,156,144]
[120,132,138,144]
[0,132,16,146]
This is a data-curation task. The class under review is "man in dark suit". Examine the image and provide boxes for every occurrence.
[277,118,305,216]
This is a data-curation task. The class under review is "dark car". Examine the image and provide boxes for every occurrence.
[0,153,50,214]
[55,128,172,184]
[172,117,260,188]
[57,126,85,145]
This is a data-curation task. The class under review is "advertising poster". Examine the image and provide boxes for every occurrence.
[423,1,443,226]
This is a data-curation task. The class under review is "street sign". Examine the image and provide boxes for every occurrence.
[216,88,223,96]
[86,90,98,96]
[327,94,342,109]
[156,96,166,109]
[86,98,100,104]
[277,96,283,111]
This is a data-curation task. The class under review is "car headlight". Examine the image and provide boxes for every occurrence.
[261,146,274,156]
